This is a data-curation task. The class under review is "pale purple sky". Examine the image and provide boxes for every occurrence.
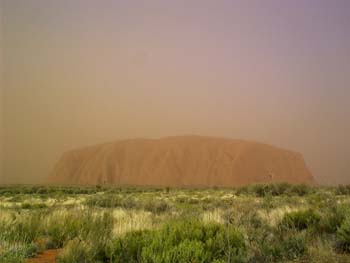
[1,0,350,184]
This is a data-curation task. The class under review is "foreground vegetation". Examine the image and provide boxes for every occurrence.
[1,184,350,262]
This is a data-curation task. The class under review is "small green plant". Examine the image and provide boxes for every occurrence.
[255,231,307,262]
[108,220,247,263]
[106,230,152,263]
[287,184,313,196]
[280,209,321,231]
[280,233,307,260]
[320,204,350,233]
[45,210,113,249]
[236,183,313,197]
[143,200,170,214]
[336,219,350,252]
[336,185,350,195]
[21,202,48,209]
[85,195,138,209]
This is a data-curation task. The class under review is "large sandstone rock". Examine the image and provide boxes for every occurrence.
[50,136,315,186]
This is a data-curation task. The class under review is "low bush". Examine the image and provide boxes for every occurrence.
[280,233,307,260]
[44,210,114,249]
[0,212,42,244]
[0,211,42,262]
[86,195,170,214]
[255,231,307,262]
[0,209,114,262]
[336,219,350,252]
[0,243,38,263]
[108,220,247,263]
[280,209,321,231]
[21,202,48,209]
[143,200,170,214]
[286,184,314,196]
[336,185,350,195]
[85,195,137,209]
[106,230,151,263]
[236,183,313,197]
[320,204,350,233]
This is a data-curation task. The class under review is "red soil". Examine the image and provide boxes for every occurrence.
[25,249,61,263]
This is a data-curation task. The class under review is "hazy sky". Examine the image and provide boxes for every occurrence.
[1,0,350,185]
[0,0,3,182]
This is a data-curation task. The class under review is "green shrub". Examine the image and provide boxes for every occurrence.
[107,230,152,263]
[320,204,350,233]
[21,202,48,209]
[85,195,137,209]
[85,195,121,208]
[44,210,114,249]
[336,219,350,252]
[143,200,170,214]
[108,220,247,263]
[336,185,350,195]
[0,212,42,244]
[236,183,313,197]
[0,246,27,263]
[287,184,313,196]
[86,195,170,213]
[280,233,307,260]
[160,240,206,263]
[256,232,307,262]
[21,202,32,209]
[281,210,321,231]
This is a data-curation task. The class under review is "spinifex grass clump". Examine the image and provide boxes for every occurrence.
[236,183,313,197]
[336,219,350,252]
[280,209,321,231]
[320,203,350,234]
[107,220,247,263]
[0,212,42,262]
[254,230,308,262]
[44,210,114,249]
[336,185,350,195]
[85,195,170,214]
[0,209,114,263]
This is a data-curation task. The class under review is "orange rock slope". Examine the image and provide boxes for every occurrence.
[50,136,315,186]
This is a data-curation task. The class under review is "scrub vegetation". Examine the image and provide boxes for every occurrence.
[1,184,350,262]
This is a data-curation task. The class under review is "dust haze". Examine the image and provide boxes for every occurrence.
[1,0,350,185]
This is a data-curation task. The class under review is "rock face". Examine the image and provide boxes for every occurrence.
[50,136,315,186]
